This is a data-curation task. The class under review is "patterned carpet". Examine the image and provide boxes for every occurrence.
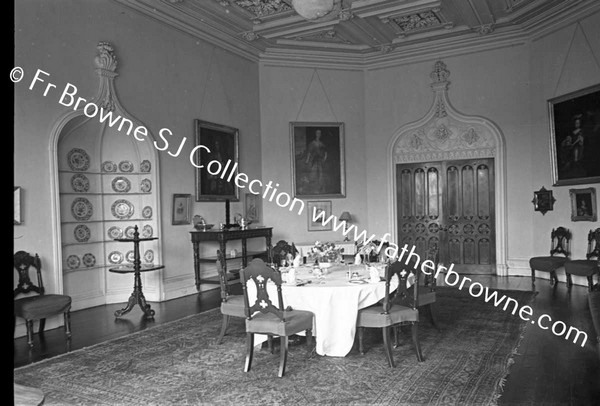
[14,288,536,405]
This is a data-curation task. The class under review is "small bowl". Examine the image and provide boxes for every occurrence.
[194,223,214,231]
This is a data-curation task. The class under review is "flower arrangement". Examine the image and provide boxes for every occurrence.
[307,241,344,264]
[356,239,388,263]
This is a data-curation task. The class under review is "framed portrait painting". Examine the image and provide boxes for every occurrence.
[194,119,240,201]
[548,83,600,186]
[307,200,332,231]
[172,194,192,225]
[290,122,345,198]
[569,187,597,222]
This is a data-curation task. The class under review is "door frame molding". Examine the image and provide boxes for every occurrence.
[387,61,508,276]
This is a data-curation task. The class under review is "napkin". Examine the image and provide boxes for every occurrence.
[292,253,301,268]
[354,253,362,265]
[287,267,296,284]
[369,266,380,283]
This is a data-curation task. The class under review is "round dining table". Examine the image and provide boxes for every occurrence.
[253,263,398,357]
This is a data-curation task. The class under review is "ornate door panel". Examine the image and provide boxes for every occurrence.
[397,159,495,274]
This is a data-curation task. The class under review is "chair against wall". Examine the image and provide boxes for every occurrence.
[565,228,600,292]
[215,249,245,344]
[240,258,314,377]
[529,227,571,287]
[356,260,424,367]
[14,251,72,347]
[588,290,600,361]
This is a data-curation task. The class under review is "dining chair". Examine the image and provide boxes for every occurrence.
[14,251,72,348]
[529,227,571,287]
[565,228,600,292]
[216,249,246,344]
[402,243,439,331]
[588,290,600,361]
[356,260,423,367]
[240,258,314,377]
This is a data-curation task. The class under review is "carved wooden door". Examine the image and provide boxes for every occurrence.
[396,158,495,274]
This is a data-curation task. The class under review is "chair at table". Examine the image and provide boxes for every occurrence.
[356,260,424,367]
[240,258,314,377]
[588,290,600,361]
[529,227,571,287]
[216,249,245,344]
[14,251,72,348]
[402,243,439,331]
[565,228,600,292]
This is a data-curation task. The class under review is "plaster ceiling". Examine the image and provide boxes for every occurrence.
[115,0,597,67]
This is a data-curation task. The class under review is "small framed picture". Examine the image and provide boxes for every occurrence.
[307,200,332,231]
[244,193,260,223]
[569,187,597,222]
[172,194,192,225]
[532,186,556,215]
[14,186,22,225]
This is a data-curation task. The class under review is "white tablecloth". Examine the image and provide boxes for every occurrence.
[248,263,398,357]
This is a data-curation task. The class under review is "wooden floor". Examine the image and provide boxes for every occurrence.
[13,275,600,405]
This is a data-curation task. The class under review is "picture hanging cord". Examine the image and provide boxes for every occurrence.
[294,68,339,122]
[553,21,600,97]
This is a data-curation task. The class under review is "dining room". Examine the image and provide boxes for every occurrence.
[13,0,600,405]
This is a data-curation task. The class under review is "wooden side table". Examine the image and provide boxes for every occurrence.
[109,226,164,319]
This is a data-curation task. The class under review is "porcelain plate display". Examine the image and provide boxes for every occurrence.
[67,148,90,171]
[107,226,123,239]
[73,224,91,243]
[111,176,131,193]
[71,197,93,221]
[71,173,90,193]
[111,199,134,219]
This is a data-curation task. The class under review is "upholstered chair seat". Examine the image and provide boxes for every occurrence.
[530,227,571,287]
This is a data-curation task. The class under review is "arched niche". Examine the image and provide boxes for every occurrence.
[387,60,508,275]
[49,42,163,310]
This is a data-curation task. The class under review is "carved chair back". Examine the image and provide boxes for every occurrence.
[240,258,286,321]
[550,227,571,258]
[586,228,600,261]
[14,251,44,298]
[381,260,419,314]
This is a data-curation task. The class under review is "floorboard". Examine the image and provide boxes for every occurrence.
[13,276,600,405]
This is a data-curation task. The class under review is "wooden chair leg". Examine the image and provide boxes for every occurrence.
[393,326,399,348]
[358,327,365,355]
[278,336,288,378]
[38,318,46,334]
[411,322,423,362]
[588,276,594,292]
[306,329,313,354]
[566,273,573,288]
[64,311,72,337]
[244,333,254,373]
[26,319,34,348]
[268,335,274,354]
[217,314,229,344]
[382,326,395,368]
[531,268,536,284]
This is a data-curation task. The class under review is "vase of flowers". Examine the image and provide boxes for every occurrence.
[307,241,344,267]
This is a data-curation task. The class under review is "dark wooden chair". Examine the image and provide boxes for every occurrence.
[216,249,245,344]
[529,227,571,287]
[240,258,314,377]
[588,290,600,361]
[565,228,600,291]
[14,251,72,347]
[356,260,424,367]
[407,243,439,330]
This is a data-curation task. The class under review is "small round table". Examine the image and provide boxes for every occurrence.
[109,227,164,319]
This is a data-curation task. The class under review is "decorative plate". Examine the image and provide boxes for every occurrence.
[140,160,151,173]
[140,178,152,193]
[102,160,117,172]
[107,226,123,239]
[111,199,134,219]
[111,176,131,193]
[67,148,90,171]
[144,249,154,263]
[118,160,134,172]
[124,226,136,239]
[66,255,80,269]
[71,197,93,221]
[142,224,153,238]
[142,206,152,219]
[126,250,135,263]
[82,253,96,267]
[108,251,123,264]
[73,224,91,243]
[71,173,90,193]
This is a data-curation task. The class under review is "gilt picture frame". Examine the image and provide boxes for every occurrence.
[569,187,597,222]
[532,186,556,215]
[307,200,332,231]
[548,83,600,186]
[194,119,240,201]
[290,122,345,198]
[172,194,192,225]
